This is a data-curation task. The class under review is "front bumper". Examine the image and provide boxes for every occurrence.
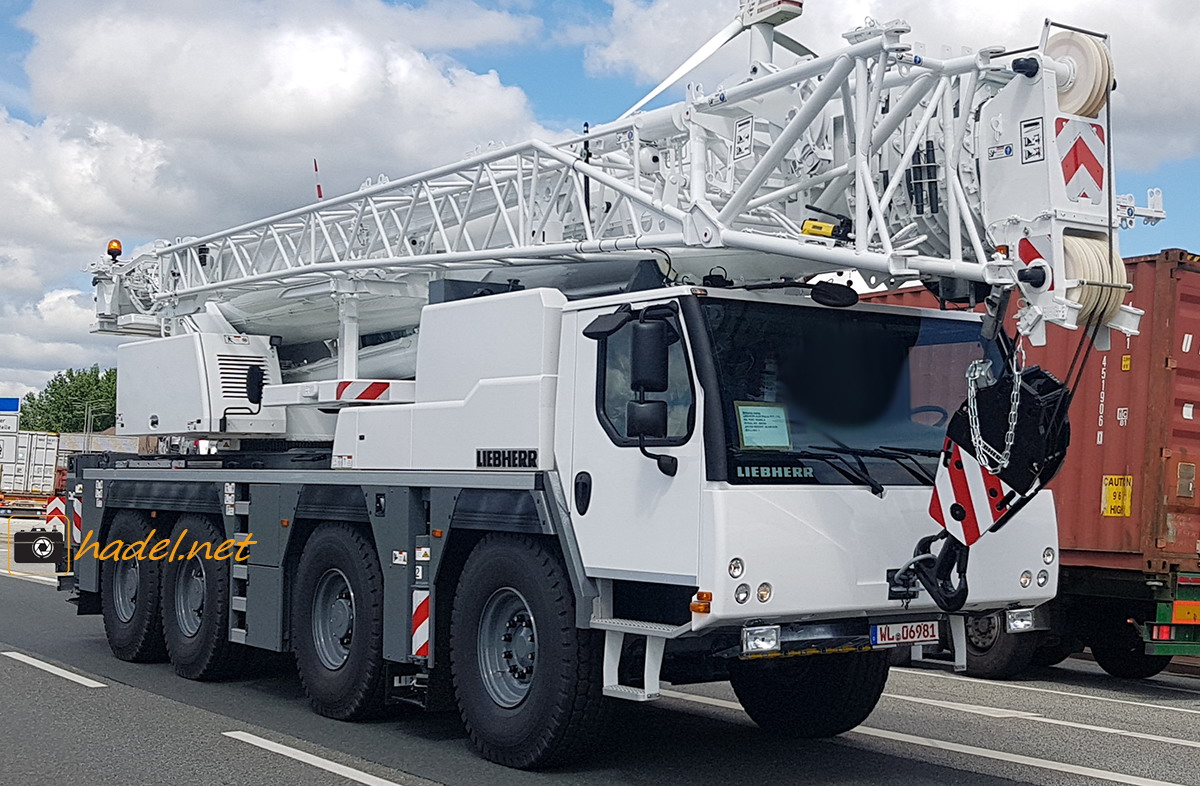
[733,614,939,659]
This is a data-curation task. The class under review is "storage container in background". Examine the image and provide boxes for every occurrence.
[0,431,60,495]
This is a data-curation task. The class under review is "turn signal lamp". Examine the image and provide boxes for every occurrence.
[690,591,713,614]
[107,239,122,260]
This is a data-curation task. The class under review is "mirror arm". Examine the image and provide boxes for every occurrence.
[638,435,678,477]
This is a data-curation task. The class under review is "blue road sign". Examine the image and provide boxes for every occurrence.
[0,398,19,413]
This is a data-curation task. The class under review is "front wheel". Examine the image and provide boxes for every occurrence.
[450,534,606,769]
[729,651,890,737]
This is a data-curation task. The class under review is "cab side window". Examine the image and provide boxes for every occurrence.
[597,317,695,445]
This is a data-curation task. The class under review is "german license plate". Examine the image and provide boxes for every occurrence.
[870,621,939,648]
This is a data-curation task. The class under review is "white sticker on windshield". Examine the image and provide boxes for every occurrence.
[735,402,792,450]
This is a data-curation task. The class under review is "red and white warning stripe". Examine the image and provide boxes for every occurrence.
[411,589,430,657]
[335,381,390,401]
[44,496,67,525]
[71,497,83,545]
[929,439,1012,546]
[1016,234,1054,291]
[1056,118,1105,205]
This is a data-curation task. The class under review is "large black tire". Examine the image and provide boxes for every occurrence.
[100,510,168,662]
[1091,642,1172,679]
[291,523,387,720]
[729,651,890,737]
[160,515,239,680]
[450,534,606,770]
[1030,635,1077,669]
[963,613,1037,679]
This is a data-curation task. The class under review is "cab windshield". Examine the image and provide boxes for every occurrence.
[698,297,997,487]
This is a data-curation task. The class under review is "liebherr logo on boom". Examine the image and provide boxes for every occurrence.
[476,449,538,469]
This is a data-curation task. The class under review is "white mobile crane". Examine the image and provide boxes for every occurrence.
[69,0,1162,769]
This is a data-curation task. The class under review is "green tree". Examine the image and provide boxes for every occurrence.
[19,366,117,433]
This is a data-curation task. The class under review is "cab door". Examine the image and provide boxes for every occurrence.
[567,302,703,585]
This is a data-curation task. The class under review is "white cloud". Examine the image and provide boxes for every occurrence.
[0,0,551,397]
[0,290,120,385]
[583,0,1200,171]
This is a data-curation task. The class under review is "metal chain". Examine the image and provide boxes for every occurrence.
[966,339,1024,473]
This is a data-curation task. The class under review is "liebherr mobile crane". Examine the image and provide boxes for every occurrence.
[66,0,1162,769]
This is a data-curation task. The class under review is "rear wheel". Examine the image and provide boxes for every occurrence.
[100,510,167,662]
[729,651,890,737]
[292,523,387,720]
[963,612,1036,679]
[450,534,606,769]
[1091,642,1172,679]
[160,515,239,680]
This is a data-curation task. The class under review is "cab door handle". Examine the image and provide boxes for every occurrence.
[574,472,592,515]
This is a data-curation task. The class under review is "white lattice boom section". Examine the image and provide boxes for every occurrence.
[93,10,1161,345]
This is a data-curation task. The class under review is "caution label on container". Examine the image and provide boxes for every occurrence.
[1102,475,1134,517]
[1172,601,1200,624]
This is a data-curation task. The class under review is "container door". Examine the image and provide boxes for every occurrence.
[568,303,702,585]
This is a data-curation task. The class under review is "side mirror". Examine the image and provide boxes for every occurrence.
[630,320,670,393]
[627,400,668,439]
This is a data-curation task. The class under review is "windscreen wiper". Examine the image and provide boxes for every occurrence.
[878,445,941,457]
[810,445,935,485]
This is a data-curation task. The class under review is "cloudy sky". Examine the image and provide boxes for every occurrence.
[0,0,1194,398]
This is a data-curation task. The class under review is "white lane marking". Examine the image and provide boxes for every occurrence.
[223,731,406,786]
[894,666,1200,716]
[0,572,58,585]
[884,693,1039,719]
[851,726,1188,786]
[0,545,60,585]
[1143,680,1200,698]
[1,651,106,688]
[1032,715,1200,751]
[886,693,1200,749]
[660,689,1187,786]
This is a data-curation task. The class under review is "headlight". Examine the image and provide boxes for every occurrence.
[757,582,773,602]
[1005,608,1035,632]
[728,558,744,578]
[734,583,751,604]
[1037,570,1050,587]
[1043,547,1055,565]
[741,625,781,655]
[1019,570,1033,588]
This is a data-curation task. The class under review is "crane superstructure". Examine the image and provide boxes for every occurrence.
[66,1,1163,769]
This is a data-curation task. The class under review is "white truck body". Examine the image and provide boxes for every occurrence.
[331,285,1057,627]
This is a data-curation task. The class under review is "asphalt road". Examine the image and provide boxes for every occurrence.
[2,571,1200,786]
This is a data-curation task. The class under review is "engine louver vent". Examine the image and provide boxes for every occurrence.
[217,355,268,400]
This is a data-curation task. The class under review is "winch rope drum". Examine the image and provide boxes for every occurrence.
[1063,234,1127,326]
[1045,31,1113,118]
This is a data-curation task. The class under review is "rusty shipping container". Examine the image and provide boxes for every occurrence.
[864,248,1200,676]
